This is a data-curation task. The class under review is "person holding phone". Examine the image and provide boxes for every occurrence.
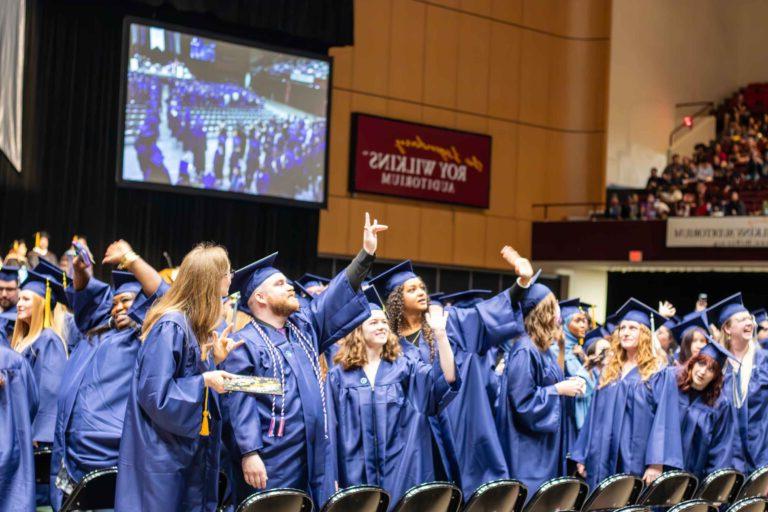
[326,290,459,506]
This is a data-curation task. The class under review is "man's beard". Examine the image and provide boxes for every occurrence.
[0,299,11,310]
[268,295,300,317]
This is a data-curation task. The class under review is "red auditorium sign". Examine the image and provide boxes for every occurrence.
[349,114,491,208]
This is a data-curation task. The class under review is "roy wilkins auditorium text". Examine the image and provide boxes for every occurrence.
[350,114,491,208]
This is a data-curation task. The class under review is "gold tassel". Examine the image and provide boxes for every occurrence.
[200,387,211,436]
[43,280,53,328]
[62,272,67,289]
[590,305,597,329]
[35,232,41,249]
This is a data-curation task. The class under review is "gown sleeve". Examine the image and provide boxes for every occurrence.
[644,368,684,469]
[705,398,735,475]
[29,329,67,442]
[446,290,524,355]
[19,355,39,421]
[506,347,561,433]
[128,280,170,325]
[136,321,205,438]
[403,357,460,416]
[220,340,264,455]
[302,271,370,353]
[68,277,113,333]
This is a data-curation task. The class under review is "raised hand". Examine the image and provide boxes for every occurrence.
[204,324,245,365]
[363,212,388,255]
[500,246,534,285]
[425,304,449,334]
[658,300,676,319]
[103,240,133,265]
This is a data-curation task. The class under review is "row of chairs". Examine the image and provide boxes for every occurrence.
[37,445,768,512]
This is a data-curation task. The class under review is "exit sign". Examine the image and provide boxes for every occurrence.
[629,250,643,262]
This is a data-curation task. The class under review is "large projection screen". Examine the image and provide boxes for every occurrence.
[117,19,331,207]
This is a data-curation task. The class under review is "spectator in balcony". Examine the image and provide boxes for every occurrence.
[714,143,727,163]
[663,154,682,177]
[605,193,622,220]
[696,159,715,183]
[646,168,663,190]
[622,193,640,220]
[641,193,662,220]
[725,190,747,216]
[660,185,683,207]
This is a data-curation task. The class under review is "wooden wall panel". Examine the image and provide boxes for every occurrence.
[320,0,611,269]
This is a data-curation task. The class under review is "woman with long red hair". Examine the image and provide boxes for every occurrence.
[674,339,735,479]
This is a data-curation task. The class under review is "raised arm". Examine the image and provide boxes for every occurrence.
[102,240,163,297]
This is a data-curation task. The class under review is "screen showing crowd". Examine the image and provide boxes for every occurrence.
[118,22,330,205]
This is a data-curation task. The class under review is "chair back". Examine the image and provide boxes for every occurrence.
[580,473,643,512]
[463,479,527,512]
[60,467,118,512]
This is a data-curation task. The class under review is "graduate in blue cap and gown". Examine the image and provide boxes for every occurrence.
[0,265,20,347]
[673,337,735,479]
[572,298,684,490]
[49,241,167,510]
[326,287,460,507]
[295,273,331,297]
[367,245,527,498]
[221,213,386,507]
[494,274,587,495]
[582,325,612,381]
[707,293,768,474]
[33,258,84,355]
[752,308,768,349]
[115,243,242,512]
[670,312,711,365]
[0,342,39,512]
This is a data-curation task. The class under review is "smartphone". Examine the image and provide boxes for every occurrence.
[698,293,708,301]
[72,241,92,267]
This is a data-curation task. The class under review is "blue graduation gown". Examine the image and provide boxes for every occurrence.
[0,345,39,512]
[221,271,369,506]
[723,347,768,473]
[677,389,734,479]
[326,356,458,507]
[115,311,221,512]
[0,305,16,346]
[19,328,67,443]
[495,335,566,494]
[571,366,684,490]
[50,278,167,509]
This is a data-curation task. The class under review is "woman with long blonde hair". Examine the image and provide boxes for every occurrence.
[115,243,242,512]
[326,292,457,506]
[572,299,684,490]
[12,271,67,447]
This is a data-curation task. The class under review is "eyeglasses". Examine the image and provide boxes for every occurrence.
[0,286,17,293]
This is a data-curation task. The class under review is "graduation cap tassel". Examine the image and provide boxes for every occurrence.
[35,232,40,249]
[590,305,597,329]
[43,279,53,329]
[200,387,211,436]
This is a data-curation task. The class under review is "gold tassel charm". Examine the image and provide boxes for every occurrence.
[200,387,211,436]
[43,280,53,328]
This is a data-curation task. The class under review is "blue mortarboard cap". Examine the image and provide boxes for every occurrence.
[369,260,418,301]
[364,286,383,311]
[752,308,768,325]
[518,270,551,318]
[584,324,611,350]
[613,298,666,329]
[605,312,618,333]
[699,339,739,367]
[34,259,70,283]
[0,266,20,283]
[559,298,593,322]
[429,292,445,306]
[706,293,749,327]
[229,252,281,301]
[442,289,492,309]
[662,315,680,330]
[20,270,68,308]
[292,279,313,301]
[112,271,142,296]
[296,273,331,291]
[669,312,709,343]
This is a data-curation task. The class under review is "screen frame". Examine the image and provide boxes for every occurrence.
[116,16,332,209]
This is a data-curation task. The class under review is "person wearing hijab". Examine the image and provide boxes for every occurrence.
[115,244,241,511]
[494,276,586,495]
[221,213,385,507]
[673,339,735,479]
[707,293,768,474]
[326,288,459,507]
[571,299,684,490]
[0,342,39,512]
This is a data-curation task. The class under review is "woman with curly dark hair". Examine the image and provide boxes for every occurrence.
[326,291,458,505]
[367,246,528,499]
[674,340,735,479]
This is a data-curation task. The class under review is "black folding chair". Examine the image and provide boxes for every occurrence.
[615,507,651,512]
[462,479,527,512]
[636,470,698,508]
[737,465,768,501]
[236,488,313,512]
[392,482,462,512]
[667,499,717,512]
[320,485,389,512]
[60,467,118,512]
[34,446,53,485]
[522,477,589,512]
[725,497,768,512]
[580,473,643,512]
[694,468,744,506]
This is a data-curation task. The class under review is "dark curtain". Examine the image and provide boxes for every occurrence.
[607,271,767,316]
[0,0,352,279]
